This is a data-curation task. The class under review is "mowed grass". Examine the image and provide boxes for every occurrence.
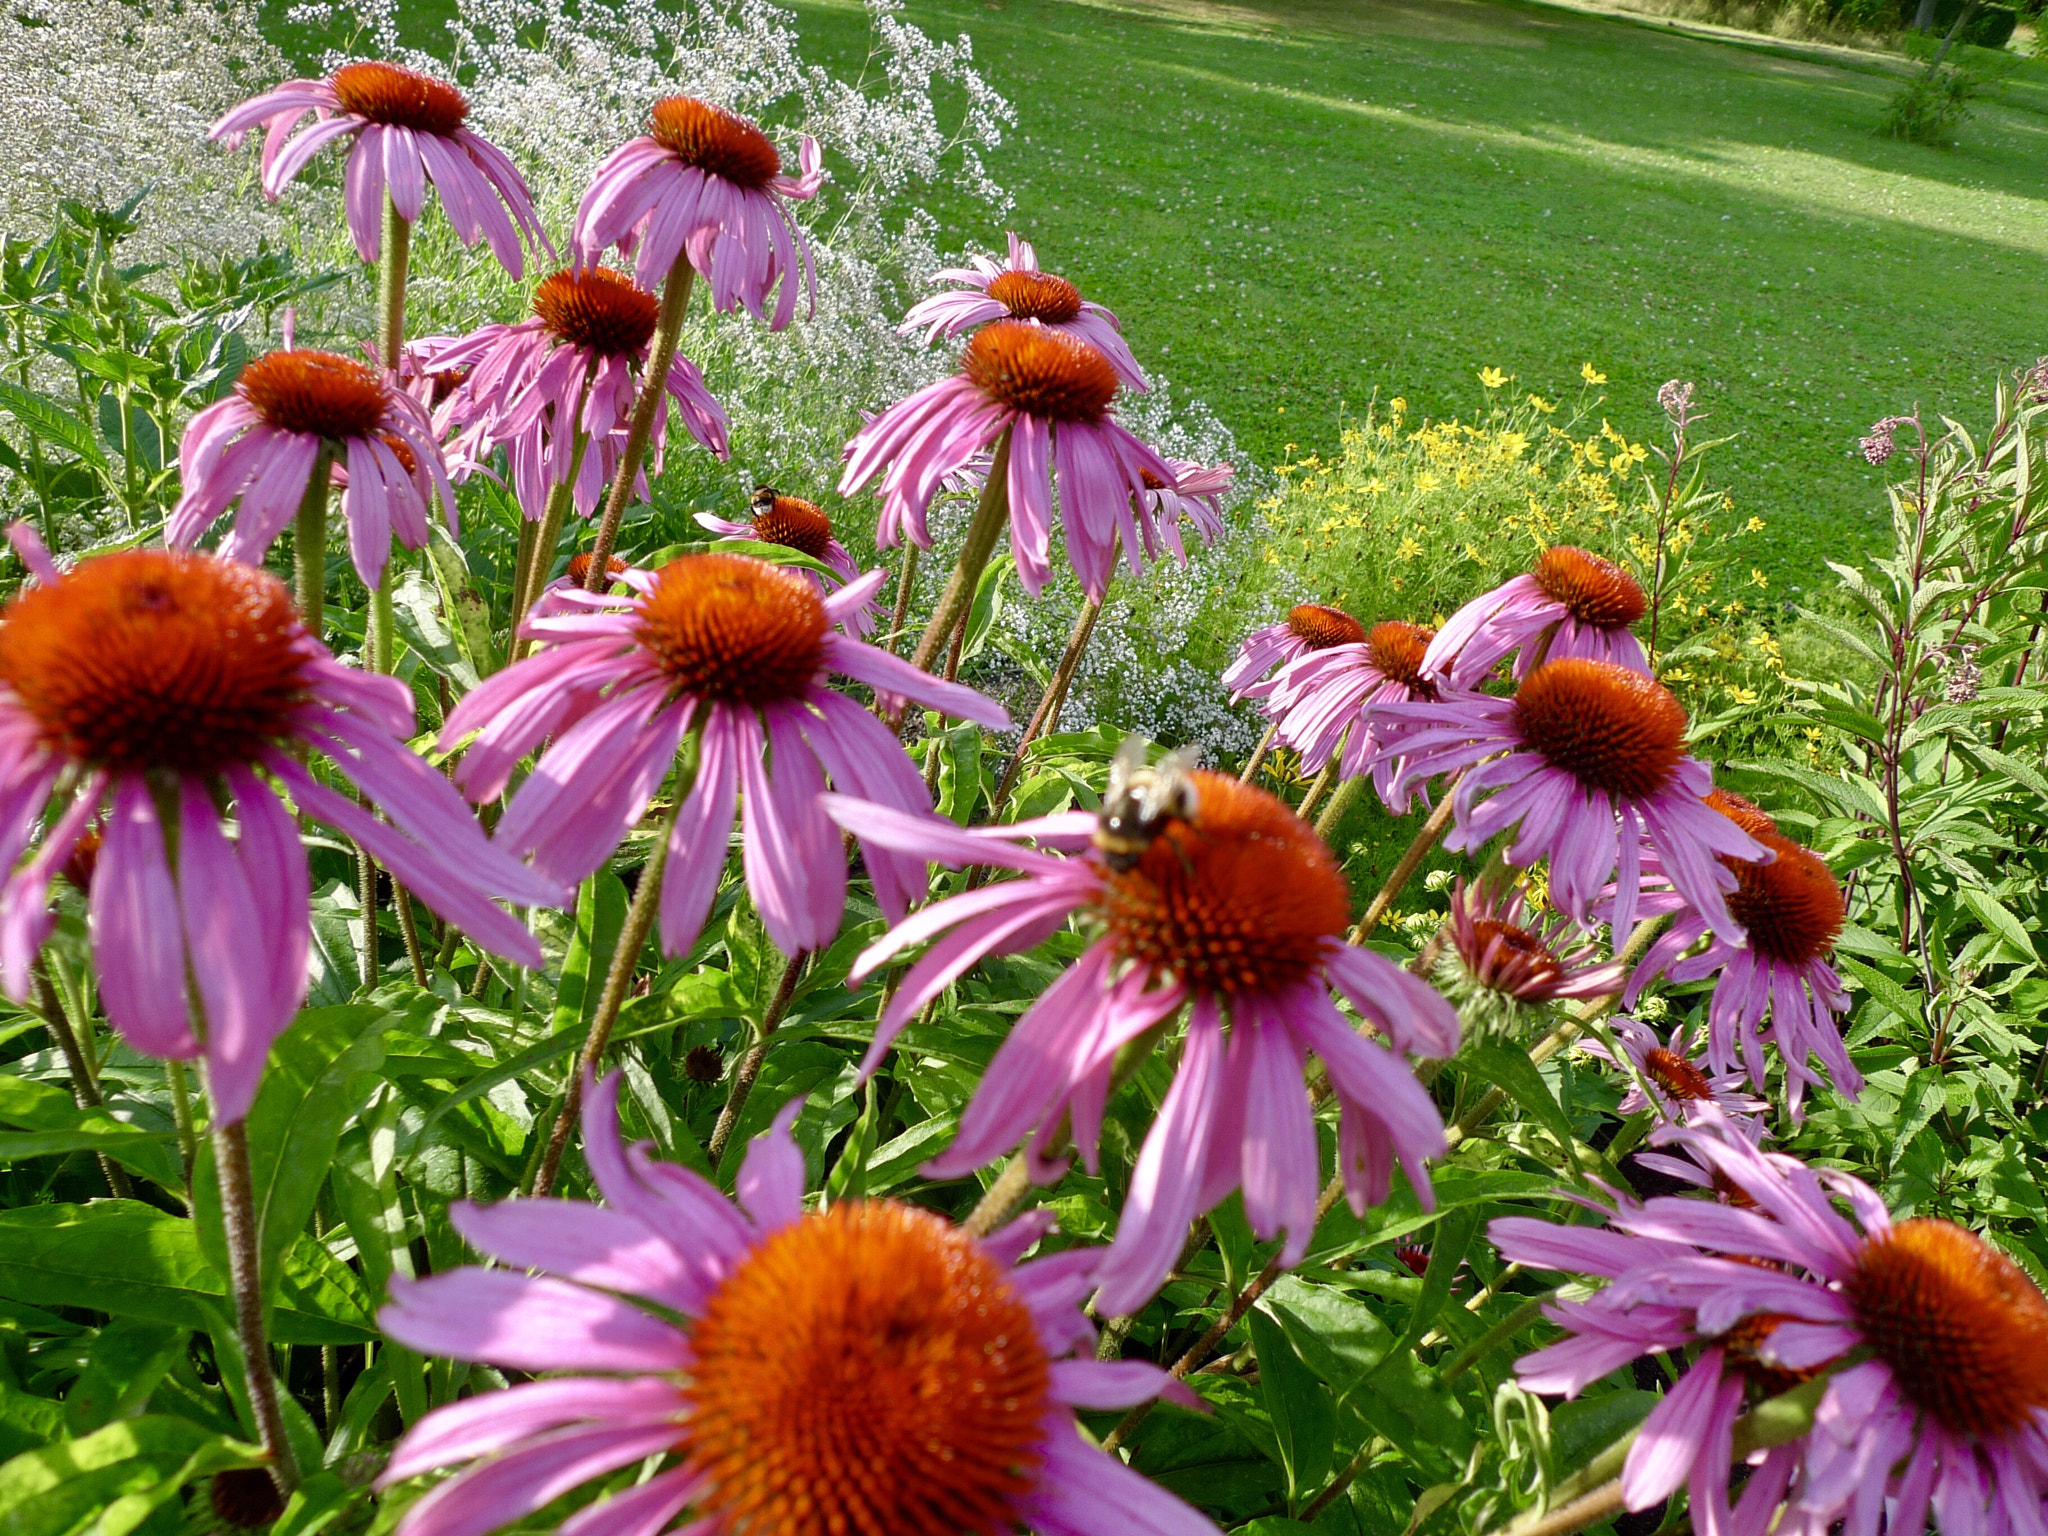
[263,0,2048,586]
[788,0,2048,586]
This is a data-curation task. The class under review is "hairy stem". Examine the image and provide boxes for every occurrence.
[1295,760,1337,822]
[532,786,689,1198]
[35,964,130,1199]
[377,193,410,370]
[886,544,920,657]
[165,1059,196,1195]
[1238,721,1280,784]
[963,1150,1036,1239]
[510,401,595,656]
[209,1115,301,1497]
[291,446,334,637]
[707,953,807,1167]
[1312,771,1368,843]
[989,594,1102,818]
[907,427,1013,678]
[584,255,695,589]
[1349,777,1461,944]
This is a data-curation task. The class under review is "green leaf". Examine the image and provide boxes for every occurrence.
[0,1416,260,1536]
[64,1321,187,1435]
[935,722,984,826]
[0,1077,182,1195]
[1250,1304,1335,1507]
[1262,1278,1397,1386]
[0,1203,374,1344]
[391,569,479,691]
[1836,956,1924,1030]
[1548,1392,1656,1480]
[272,1471,351,1536]
[1890,1068,1945,1174]
[192,1007,388,1312]
[1464,1043,1579,1174]
[552,869,629,1039]
[1961,888,2038,965]
[425,527,498,681]
[0,381,107,467]
[958,555,1010,666]
[1393,1205,1478,1354]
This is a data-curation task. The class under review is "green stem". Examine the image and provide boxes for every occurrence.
[356,801,378,992]
[165,1059,197,1196]
[987,594,1102,821]
[1311,771,1368,843]
[886,544,920,657]
[369,562,395,675]
[1295,760,1338,823]
[1239,720,1280,784]
[512,417,594,658]
[34,963,130,1200]
[706,953,807,1168]
[531,758,695,1198]
[208,1113,301,1498]
[1349,775,1461,943]
[377,194,411,370]
[907,426,1013,678]
[584,255,695,589]
[292,447,333,636]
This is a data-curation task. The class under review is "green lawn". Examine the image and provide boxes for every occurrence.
[790,0,2048,587]
[265,0,2048,587]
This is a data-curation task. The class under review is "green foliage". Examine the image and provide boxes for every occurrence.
[0,194,337,546]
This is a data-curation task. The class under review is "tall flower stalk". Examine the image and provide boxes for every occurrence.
[581,256,694,588]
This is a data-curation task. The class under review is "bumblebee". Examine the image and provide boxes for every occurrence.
[750,484,780,516]
[1093,736,1201,872]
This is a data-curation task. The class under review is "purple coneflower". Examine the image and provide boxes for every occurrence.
[840,321,1174,600]
[377,1072,1218,1536]
[1623,819,1855,1120]
[828,771,1459,1315]
[1222,603,1368,703]
[430,265,729,518]
[211,61,549,275]
[0,531,555,1121]
[1494,1110,2048,1536]
[574,97,822,328]
[1145,459,1233,561]
[1268,620,1440,813]
[1437,874,1623,1033]
[1373,659,1767,942]
[900,232,1149,392]
[169,348,455,591]
[1579,1016,1768,1125]
[696,491,876,637]
[1423,546,1649,687]
[441,553,1006,959]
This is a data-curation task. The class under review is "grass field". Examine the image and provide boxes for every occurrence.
[264,0,2048,586]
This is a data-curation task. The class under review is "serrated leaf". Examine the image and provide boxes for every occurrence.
[0,380,107,467]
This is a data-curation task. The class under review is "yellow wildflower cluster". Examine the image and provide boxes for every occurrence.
[1261,382,1795,729]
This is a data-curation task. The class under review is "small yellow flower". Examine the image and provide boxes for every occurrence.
[1479,366,1508,390]
[1746,516,1766,533]
[1750,567,1769,589]
[1397,535,1423,561]
[1581,362,1607,385]
[1527,393,1556,414]
[1389,397,1408,416]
